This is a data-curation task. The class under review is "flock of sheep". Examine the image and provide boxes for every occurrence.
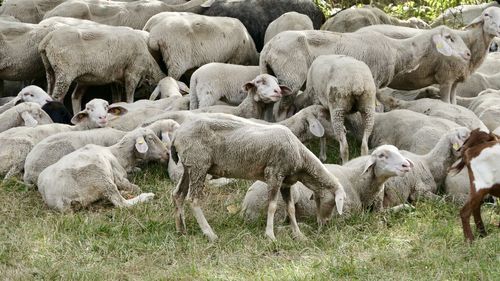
[0,0,499,243]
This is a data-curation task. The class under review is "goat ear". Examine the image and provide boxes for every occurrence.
[177,81,190,94]
[71,111,88,125]
[108,105,128,116]
[362,156,376,174]
[307,116,325,137]
[432,34,453,56]
[21,111,38,127]
[135,136,149,154]
[279,85,292,96]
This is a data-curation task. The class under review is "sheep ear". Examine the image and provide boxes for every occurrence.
[279,85,292,96]
[362,156,376,174]
[307,116,324,137]
[177,81,190,94]
[201,0,215,8]
[161,132,171,144]
[464,14,484,29]
[71,111,88,125]
[335,189,345,215]
[14,98,24,105]
[406,158,415,168]
[150,85,160,100]
[432,34,453,56]
[21,111,38,127]
[242,81,256,92]
[135,136,149,154]
[108,105,128,116]
[309,193,315,201]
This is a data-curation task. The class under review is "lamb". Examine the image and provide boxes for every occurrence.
[38,24,165,114]
[259,26,470,104]
[449,129,500,242]
[0,99,127,179]
[171,114,346,241]
[0,85,52,115]
[37,126,172,212]
[456,89,500,131]
[263,12,314,45]
[359,7,500,104]
[377,92,488,131]
[0,102,53,133]
[242,145,412,222]
[321,6,430,33]
[24,119,179,186]
[149,77,189,101]
[143,12,259,80]
[298,55,376,164]
[189,63,260,109]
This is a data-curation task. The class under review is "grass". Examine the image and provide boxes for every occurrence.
[0,139,499,280]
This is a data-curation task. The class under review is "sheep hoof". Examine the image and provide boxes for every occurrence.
[265,231,277,241]
[293,232,307,241]
[206,233,218,243]
[138,193,155,203]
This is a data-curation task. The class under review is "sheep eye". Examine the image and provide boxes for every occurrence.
[378,153,386,159]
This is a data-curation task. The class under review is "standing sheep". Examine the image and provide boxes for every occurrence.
[455,71,500,97]
[456,89,500,131]
[263,12,314,45]
[143,12,258,80]
[37,127,171,212]
[476,52,500,74]
[189,63,260,109]
[39,25,165,114]
[171,115,346,241]
[300,55,376,164]
[0,102,53,133]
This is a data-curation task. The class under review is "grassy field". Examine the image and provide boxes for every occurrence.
[0,141,499,280]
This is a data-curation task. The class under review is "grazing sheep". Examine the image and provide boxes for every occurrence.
[377,92,488,131]
[39,25,165,114]
[0,102,53,133]
[449,129,500,242]
[171,114,346,241]
[149,77,189,100]
[321,6,429,33]
[242,145,413,222]
[431,1,500,27]
[300,55,376,164]
[457,89,500,131]
[24,119,179,186]
[143,12,258,80]
[263,12,314,45]
[37,127,171,212]
[0,99,127,179]
[0,85,52,115]
[260,26,470,106]
[189,63,260,109]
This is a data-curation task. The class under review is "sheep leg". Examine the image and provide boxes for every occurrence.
[124,74,140,103]
[51,74,72,102]
[280,187,306,240]
[106,183,154,207]
[40,52,55,95]
[71,84,87,114]
[330,107,349,164]
[319,137,327,162]
[359,105,375,156]
[449,82,458,105]
[172,167,190,235]
[439,83,452,103]
[114,175,141,194]
[265,172,284,241]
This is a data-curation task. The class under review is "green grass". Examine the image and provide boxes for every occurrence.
[0,139,499,280]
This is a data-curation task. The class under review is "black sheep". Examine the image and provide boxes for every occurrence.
[41,101,72,124]
[199,0,325,51]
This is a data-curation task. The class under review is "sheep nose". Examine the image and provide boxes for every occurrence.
[274,89,281,95]
[464,51,471,60]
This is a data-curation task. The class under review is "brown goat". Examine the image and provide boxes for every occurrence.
[450,129,500,242]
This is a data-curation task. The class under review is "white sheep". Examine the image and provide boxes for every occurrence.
[476,52,500,74]
[242,145,413,222]
[455,71,500,97]
[189,63,260,109]
[263,12,314,45]
[457,89,500,131]
[149,77,189,100]
[431,1,500,27]
[299,55,376,163]
[171,114,346,241]
[0,102,53,133]
[37,126,173,212]
[0,99,127,179]
[0,85,53,115]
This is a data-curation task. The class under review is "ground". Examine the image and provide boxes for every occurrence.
[0,141,499,280]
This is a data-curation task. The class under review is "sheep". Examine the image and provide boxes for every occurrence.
[143,12,259,80]
[149,77,189,101]
[189,63,260,109]
[455,71,500,97]
[39,24,166,114]
[490,36,500,51]
[0,0,67,23]
[0,85,52,115]
[321,6,430,33]
[259,26,470,108]
[376,91,488,131]
[359,7,500,104]
[0,99,127,179]
[23,119,179,186]
[0,102,53,133]
[431,1,500,27]
[170,114,346,241]
[263,12,314,45]
[298,55,376,164]
[37,126,173,212]
[242,145,413,223]
[42,0,211,29]
[456,89,500,131]
[477,52,500,74]
[449,129,500,242]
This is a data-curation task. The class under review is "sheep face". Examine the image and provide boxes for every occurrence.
[468,7,500,37]
[432,28,471,61]
[18,85,52,106]
[71,99,127,127]
[314,187,346,226]
[133,128,169,162]
[363,145,413,178]
[243,74,292,103]
[449,127,472,157]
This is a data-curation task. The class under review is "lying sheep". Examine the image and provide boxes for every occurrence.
[263,12,314,45]
[260,26,470,107]
[455,71,500,97]
[37,126,173,212]
[0,85,52,114]
[0,102,53,133]
[0,99,127,179]
[149,77,189,100]
[476,52,500,74]
[242,145,412,222]
[189,63,260,109]
[321,6,429,33]
[300,55,376,164]
[457,89,500,131]
[171,114,346,241]
[377,92,488,131]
